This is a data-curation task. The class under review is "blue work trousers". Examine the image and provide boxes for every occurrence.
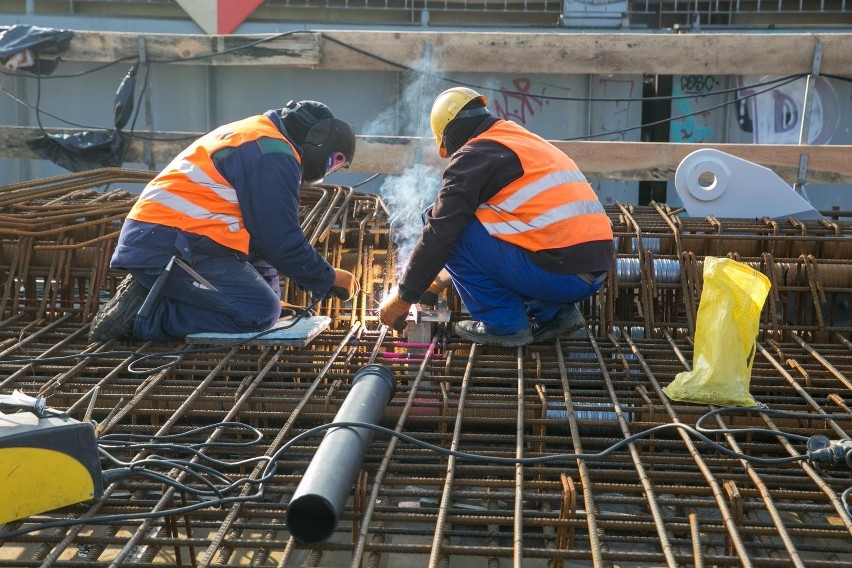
[444,219,603,335]
[130,254,281,342]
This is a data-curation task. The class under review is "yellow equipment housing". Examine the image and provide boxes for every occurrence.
[0,411,103,524]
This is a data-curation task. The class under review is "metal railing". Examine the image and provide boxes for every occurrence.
[43,0,852,27]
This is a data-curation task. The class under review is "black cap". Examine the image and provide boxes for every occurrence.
[281,100,334,147]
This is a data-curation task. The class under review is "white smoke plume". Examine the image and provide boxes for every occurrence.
[362,58,444,279]
[381,164,441,279]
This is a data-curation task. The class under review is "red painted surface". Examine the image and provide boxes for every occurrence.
[217,0,264,34]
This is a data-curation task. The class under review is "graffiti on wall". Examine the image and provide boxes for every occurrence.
[491,77,548,126]
[594,76,638,141]
[669,75,721,143]
[737,76,840,144]
[482,74,642,206]
[489,75,641,140]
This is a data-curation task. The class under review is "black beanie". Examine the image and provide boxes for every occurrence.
[280,100,334,148]
[443,99,490,156]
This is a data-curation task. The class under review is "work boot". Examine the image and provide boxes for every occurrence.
[532,303,586,343]
[89,275,147,342]
[454,320,533,347]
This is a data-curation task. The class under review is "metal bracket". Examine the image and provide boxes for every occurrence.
[137,36,156,171]
[810,41,824,77]
[794,41,823,197]
[674,148,820,220]
[796,152,810,189]
[797,41,823,147]
[799,42,823,144]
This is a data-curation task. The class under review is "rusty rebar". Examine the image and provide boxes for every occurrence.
[1,174,851,566]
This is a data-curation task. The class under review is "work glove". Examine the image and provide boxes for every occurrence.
[328,268,359,301]
[419,269,452,307]
[379,287,412,332]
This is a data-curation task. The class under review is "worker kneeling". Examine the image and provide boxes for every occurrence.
[89,100,358,343]
[379,88,613,346]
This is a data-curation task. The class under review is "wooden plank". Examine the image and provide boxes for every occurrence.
[3,126,851,184]
[185,316,331,346]
[550,141,852,186]
[62,31,321,66]
[55,30,852,75]
[322,31,852,75]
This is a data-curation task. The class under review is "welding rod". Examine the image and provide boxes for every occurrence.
[285,364,396,544]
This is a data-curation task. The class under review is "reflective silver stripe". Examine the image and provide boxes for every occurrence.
[491,169,588,212]
[175,159,239,204]
[480,199,605,235]
[141,186,243,232]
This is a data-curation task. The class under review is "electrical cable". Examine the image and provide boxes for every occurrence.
[0,30,306,80]
[1,29,816,105]
[822,73,852,84]
[98,421,264,449]
[351,173,381,188]
[0,84,92,129]
[148,30,310,65]
[118,60,150,165]
[32,64,46,139]
[319,33,809,103]
[1,29,815,144]
[123,462,228,501]
[694,406,840,443]
[562,73,804,141]
[1,66,808,149]
[0,32,847,531]
[0,295,325,376]
[2,407,850,539]
[122,294,323,375]
[0,55,138,80]
[0,83,197,141]
[95,423,274,502]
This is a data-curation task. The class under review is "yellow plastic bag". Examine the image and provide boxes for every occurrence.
[663,257,771,407]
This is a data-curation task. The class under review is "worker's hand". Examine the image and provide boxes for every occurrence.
[328,268,359,301]
[419,269,452,307]
[379,288,412,332]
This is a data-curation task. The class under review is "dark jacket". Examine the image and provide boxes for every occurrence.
[111,110,335,297]
[399,117,613,302]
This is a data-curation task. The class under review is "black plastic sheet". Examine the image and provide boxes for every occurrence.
[0,24,73,75]
[26,131,127,173]
[23,58,138,173]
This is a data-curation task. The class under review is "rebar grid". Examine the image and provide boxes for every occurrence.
[0,322,851,566]
[1,170,851,566]
[0,171,394,329]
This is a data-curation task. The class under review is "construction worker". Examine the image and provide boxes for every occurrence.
[379,87,614,346]
[89,100,358,343]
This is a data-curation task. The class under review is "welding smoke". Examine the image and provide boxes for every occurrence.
[362,57,443,278]
[286,364,396,544]
[380,166,440,278]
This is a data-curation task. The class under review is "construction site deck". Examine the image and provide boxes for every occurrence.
[0,169,850,567]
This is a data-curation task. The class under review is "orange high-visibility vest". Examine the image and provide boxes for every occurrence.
[472,120,612,252]
[127,115,299,254]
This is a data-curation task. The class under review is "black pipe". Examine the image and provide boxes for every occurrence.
[285,364,396,544]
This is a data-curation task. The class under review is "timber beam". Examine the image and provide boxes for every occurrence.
[52,30,852,75]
